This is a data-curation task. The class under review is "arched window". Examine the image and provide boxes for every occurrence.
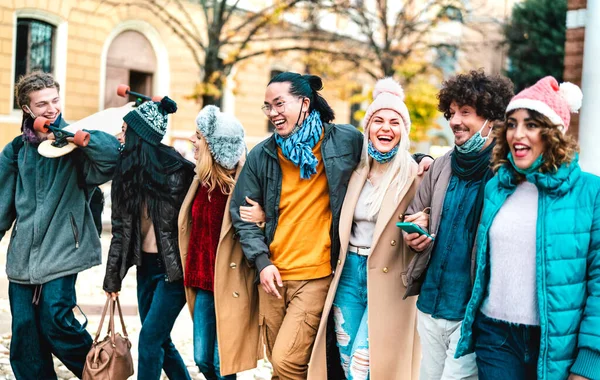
[13,18,56,108]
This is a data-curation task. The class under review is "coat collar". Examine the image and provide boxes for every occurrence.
[497,154,581,197]
[218,154,246,242]
[339,165,369,253]
[339,159,418,255]
[371,160,417,251]
[179,154,246,246]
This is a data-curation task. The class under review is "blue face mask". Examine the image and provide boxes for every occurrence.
[507,152,544,175]
[368,140,398,164]
[455,119,489,154]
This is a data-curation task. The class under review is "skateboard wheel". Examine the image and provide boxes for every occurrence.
[151,95,163,102]
[73,130,90,147]
[33,117,51,133]
[116,84,130,98]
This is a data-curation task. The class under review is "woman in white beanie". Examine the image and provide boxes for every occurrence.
[178,105,262,380]
[307,78,423,379]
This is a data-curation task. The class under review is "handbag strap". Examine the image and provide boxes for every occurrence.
[115,297,129,338]
[109,298,116,345]
[93,297,111,344]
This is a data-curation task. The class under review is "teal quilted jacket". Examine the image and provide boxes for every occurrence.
[456,156,600,380]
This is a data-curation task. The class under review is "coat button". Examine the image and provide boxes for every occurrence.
[337,259,341,265]
[382,267,389,273]
[398,214,404,220]
[233,291,239,298]
[230,262,237,269]
[391,240,397,246]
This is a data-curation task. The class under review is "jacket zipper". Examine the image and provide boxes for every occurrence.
[537,194,548,378]
[69,212,79,248]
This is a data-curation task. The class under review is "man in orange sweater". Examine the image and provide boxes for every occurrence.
[231,72,363,379]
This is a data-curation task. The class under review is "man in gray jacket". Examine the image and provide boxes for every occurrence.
[403,70,513,380]
[0,71,120,379]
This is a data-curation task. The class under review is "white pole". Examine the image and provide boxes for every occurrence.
[578,1,600,175]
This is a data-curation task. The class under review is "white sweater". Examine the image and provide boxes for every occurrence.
[481,181,540,326]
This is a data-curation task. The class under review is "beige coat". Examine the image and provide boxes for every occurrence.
[178,156,262,376]
[308,160,422,380]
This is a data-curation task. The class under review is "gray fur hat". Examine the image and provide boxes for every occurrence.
[195,105,246,170]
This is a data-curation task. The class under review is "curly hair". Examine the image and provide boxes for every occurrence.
[15,71,60,109]
[491,109,579,180]
[438,69,514,121]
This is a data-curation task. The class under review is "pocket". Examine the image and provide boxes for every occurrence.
[473,313,510,350]
[285,311,321,362]
[69,212,80,249]
[7,224,17,253]
[260,314,278,356]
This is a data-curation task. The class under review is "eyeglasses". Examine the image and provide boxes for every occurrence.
[261,97,304,116]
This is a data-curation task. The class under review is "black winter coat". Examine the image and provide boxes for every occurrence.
[103,149,194,293]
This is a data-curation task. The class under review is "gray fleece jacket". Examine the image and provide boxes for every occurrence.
[0,119,120,284]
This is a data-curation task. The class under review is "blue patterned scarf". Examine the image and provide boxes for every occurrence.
[274,110,323,179]
[368,140,398,164]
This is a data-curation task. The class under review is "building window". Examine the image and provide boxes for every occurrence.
[267,69,284,133]
[439,5,464,22]
[434,44,458,76]
[13,18,56,109]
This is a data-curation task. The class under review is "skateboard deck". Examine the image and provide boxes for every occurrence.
[37,103,134,158]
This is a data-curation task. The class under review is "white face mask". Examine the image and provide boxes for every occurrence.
[23,105,37,119]
[456,119,489,154]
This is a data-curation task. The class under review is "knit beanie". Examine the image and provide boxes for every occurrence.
[362,78,411,133]
[505,76,583,133]
[123,96,177,145]
[195,105,246,170]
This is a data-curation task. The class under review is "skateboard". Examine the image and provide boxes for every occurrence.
[35,85,162,158]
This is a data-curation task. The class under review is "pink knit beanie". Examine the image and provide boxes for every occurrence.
[362,78,411,133]
[505,76,583,133]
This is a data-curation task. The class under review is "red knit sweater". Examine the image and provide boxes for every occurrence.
[184,185,228,292]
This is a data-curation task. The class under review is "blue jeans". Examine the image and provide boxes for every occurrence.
[332,252,370,380]
[9,274,92,379]
[136,253,191,380]
[474,311,540,380]
[193,288,236,380]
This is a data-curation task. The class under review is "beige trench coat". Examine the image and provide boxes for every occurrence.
[178,156,262,376]
[308,160,422,380]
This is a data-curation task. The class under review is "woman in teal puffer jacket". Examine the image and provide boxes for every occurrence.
[456,76,600,380]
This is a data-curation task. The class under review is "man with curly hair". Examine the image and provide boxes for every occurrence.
[402,70,514,380]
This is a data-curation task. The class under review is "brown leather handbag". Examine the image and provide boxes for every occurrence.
[83,296,134,380]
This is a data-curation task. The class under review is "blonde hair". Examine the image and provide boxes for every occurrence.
[195,137,236,197]
[361,116,413,219]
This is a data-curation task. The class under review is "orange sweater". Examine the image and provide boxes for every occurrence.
[269,138,332,281]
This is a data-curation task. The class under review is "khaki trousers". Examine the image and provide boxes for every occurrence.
[258,275,332,380]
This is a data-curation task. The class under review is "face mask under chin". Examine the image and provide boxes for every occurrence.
[455,119,489,154]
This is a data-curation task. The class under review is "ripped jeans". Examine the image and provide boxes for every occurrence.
[332,251,370,380]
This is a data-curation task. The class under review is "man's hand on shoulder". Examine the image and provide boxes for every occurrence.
[417,156,434,176]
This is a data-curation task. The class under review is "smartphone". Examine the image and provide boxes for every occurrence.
[396,222,434,240]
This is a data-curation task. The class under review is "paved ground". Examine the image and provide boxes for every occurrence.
[0,228,273,380]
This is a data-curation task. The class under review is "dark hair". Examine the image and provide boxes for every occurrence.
[491,108,579,180]
[268,72,335,123]
[15,71,60,109]
[112,127,181,217]
[438,69,514,121]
